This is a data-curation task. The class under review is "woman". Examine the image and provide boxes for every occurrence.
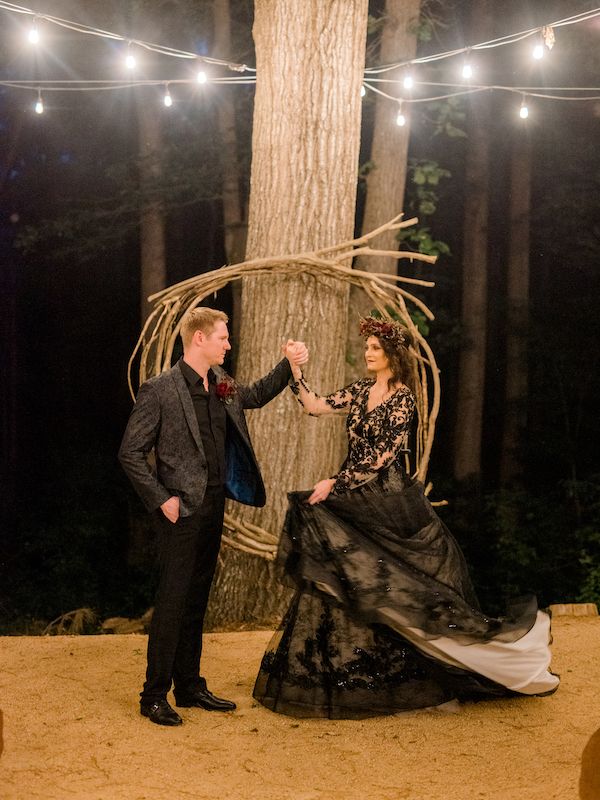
[253,317,559,719]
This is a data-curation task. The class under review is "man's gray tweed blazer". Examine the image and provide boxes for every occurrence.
[118,358,292,517]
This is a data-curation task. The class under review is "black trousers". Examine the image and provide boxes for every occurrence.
[141,485,225,703]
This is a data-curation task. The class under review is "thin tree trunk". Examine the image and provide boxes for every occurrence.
[213,0,247,266]
[500,127,532,483]
[137,94,167,324]
[0,243,17,519]
[346,0,421,382]
[207,0,369,627]
[453,2,492,484]
[0,114,23,523]
[212,0,247,356]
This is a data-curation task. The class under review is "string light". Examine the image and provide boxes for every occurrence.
[366,8,600,75]
[125,42,136,70]
[0,0,596,78]
[532,39,544,60]
[34,89,43,114]
[461,51,473,80]
[163,84,172,107]
[519,96,529,118]
[27,18,39,44]
[1,1,598,128]
[0,0,253,72]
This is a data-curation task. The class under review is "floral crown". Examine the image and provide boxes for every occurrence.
[359,316,408,349]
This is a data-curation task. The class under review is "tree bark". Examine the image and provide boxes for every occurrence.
[137,96,167,324]
[213,0,248,354]
[213,0,247,266]
[500,127,532,483]
[346,0,422,382]
[207,0,369,626]
[453,2,492,484]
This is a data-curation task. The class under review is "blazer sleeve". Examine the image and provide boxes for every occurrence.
[118,381,172,511]
[237,358,293,409]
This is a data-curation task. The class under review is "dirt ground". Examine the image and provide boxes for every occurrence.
[1,617,599,800]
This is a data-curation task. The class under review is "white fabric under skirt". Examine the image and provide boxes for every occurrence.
[382,608,559,695]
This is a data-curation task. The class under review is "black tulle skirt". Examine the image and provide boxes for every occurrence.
[253,466,555,719]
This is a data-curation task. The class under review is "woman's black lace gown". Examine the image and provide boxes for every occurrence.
[253,378,559,719]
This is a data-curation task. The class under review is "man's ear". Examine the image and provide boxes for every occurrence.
[194,329,205,345]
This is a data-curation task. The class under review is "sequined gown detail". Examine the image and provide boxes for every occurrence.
[253,378,558,719]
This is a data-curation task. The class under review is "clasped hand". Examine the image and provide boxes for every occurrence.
[282,339,309,375]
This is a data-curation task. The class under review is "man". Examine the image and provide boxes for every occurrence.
[119,307,307,726]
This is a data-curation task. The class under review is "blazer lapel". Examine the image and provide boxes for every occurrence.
[171,367,203,452]
[213,366,251,445]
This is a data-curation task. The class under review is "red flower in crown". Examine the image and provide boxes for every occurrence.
[215,376,237,404]
[359,316,407,349]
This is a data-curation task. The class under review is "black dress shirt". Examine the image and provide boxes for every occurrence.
[178,358,227,486]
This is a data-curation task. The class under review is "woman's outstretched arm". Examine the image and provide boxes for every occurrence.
[284,340,357,417]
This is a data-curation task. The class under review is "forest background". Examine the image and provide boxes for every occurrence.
[0,0,599,634]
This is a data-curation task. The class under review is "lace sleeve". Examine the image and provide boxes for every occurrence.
[333,389,416,492]
[289,373,358,417]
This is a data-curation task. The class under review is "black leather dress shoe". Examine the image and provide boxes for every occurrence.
[174,688,236,711]
[140,699,183,726]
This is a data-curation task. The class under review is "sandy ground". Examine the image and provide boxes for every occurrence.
[1,618,599,800]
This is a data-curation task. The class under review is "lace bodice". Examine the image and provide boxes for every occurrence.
[290,376,416,493]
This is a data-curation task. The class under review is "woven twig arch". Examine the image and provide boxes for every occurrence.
[128,214,440,559]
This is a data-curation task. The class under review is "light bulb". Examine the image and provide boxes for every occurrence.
[532,43,544,60]
[519,102,529,119]
[197,70,207,84]
[34,94,44,114]
[28,23,40,44]
[163,89,172,107]
[125,53,136,70]
[403,74,414,90]
[396,110,407,127]
[462,62,473,80]
[360,85,366,97]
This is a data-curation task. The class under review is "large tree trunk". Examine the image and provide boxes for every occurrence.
[346,0,422,382]
[137,97,167,324]
[206,0,369,627]
[453,2,492,484]
[500,127,532,483]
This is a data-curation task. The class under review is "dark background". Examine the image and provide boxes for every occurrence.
[1,0,599,631]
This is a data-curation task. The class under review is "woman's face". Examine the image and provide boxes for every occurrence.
[364,336,390,373]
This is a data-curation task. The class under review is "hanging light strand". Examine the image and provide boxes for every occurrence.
[364,7,600,74]
[1,1,597,77]
[0,0,253,71]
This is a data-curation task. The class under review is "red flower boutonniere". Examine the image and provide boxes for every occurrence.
[215,376,237,404]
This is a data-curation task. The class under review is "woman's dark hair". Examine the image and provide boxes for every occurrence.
[375,328,416,392]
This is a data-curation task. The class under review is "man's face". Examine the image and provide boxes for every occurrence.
[200,320,231,366]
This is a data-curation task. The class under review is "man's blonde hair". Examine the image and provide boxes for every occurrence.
[180,307,229,348]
